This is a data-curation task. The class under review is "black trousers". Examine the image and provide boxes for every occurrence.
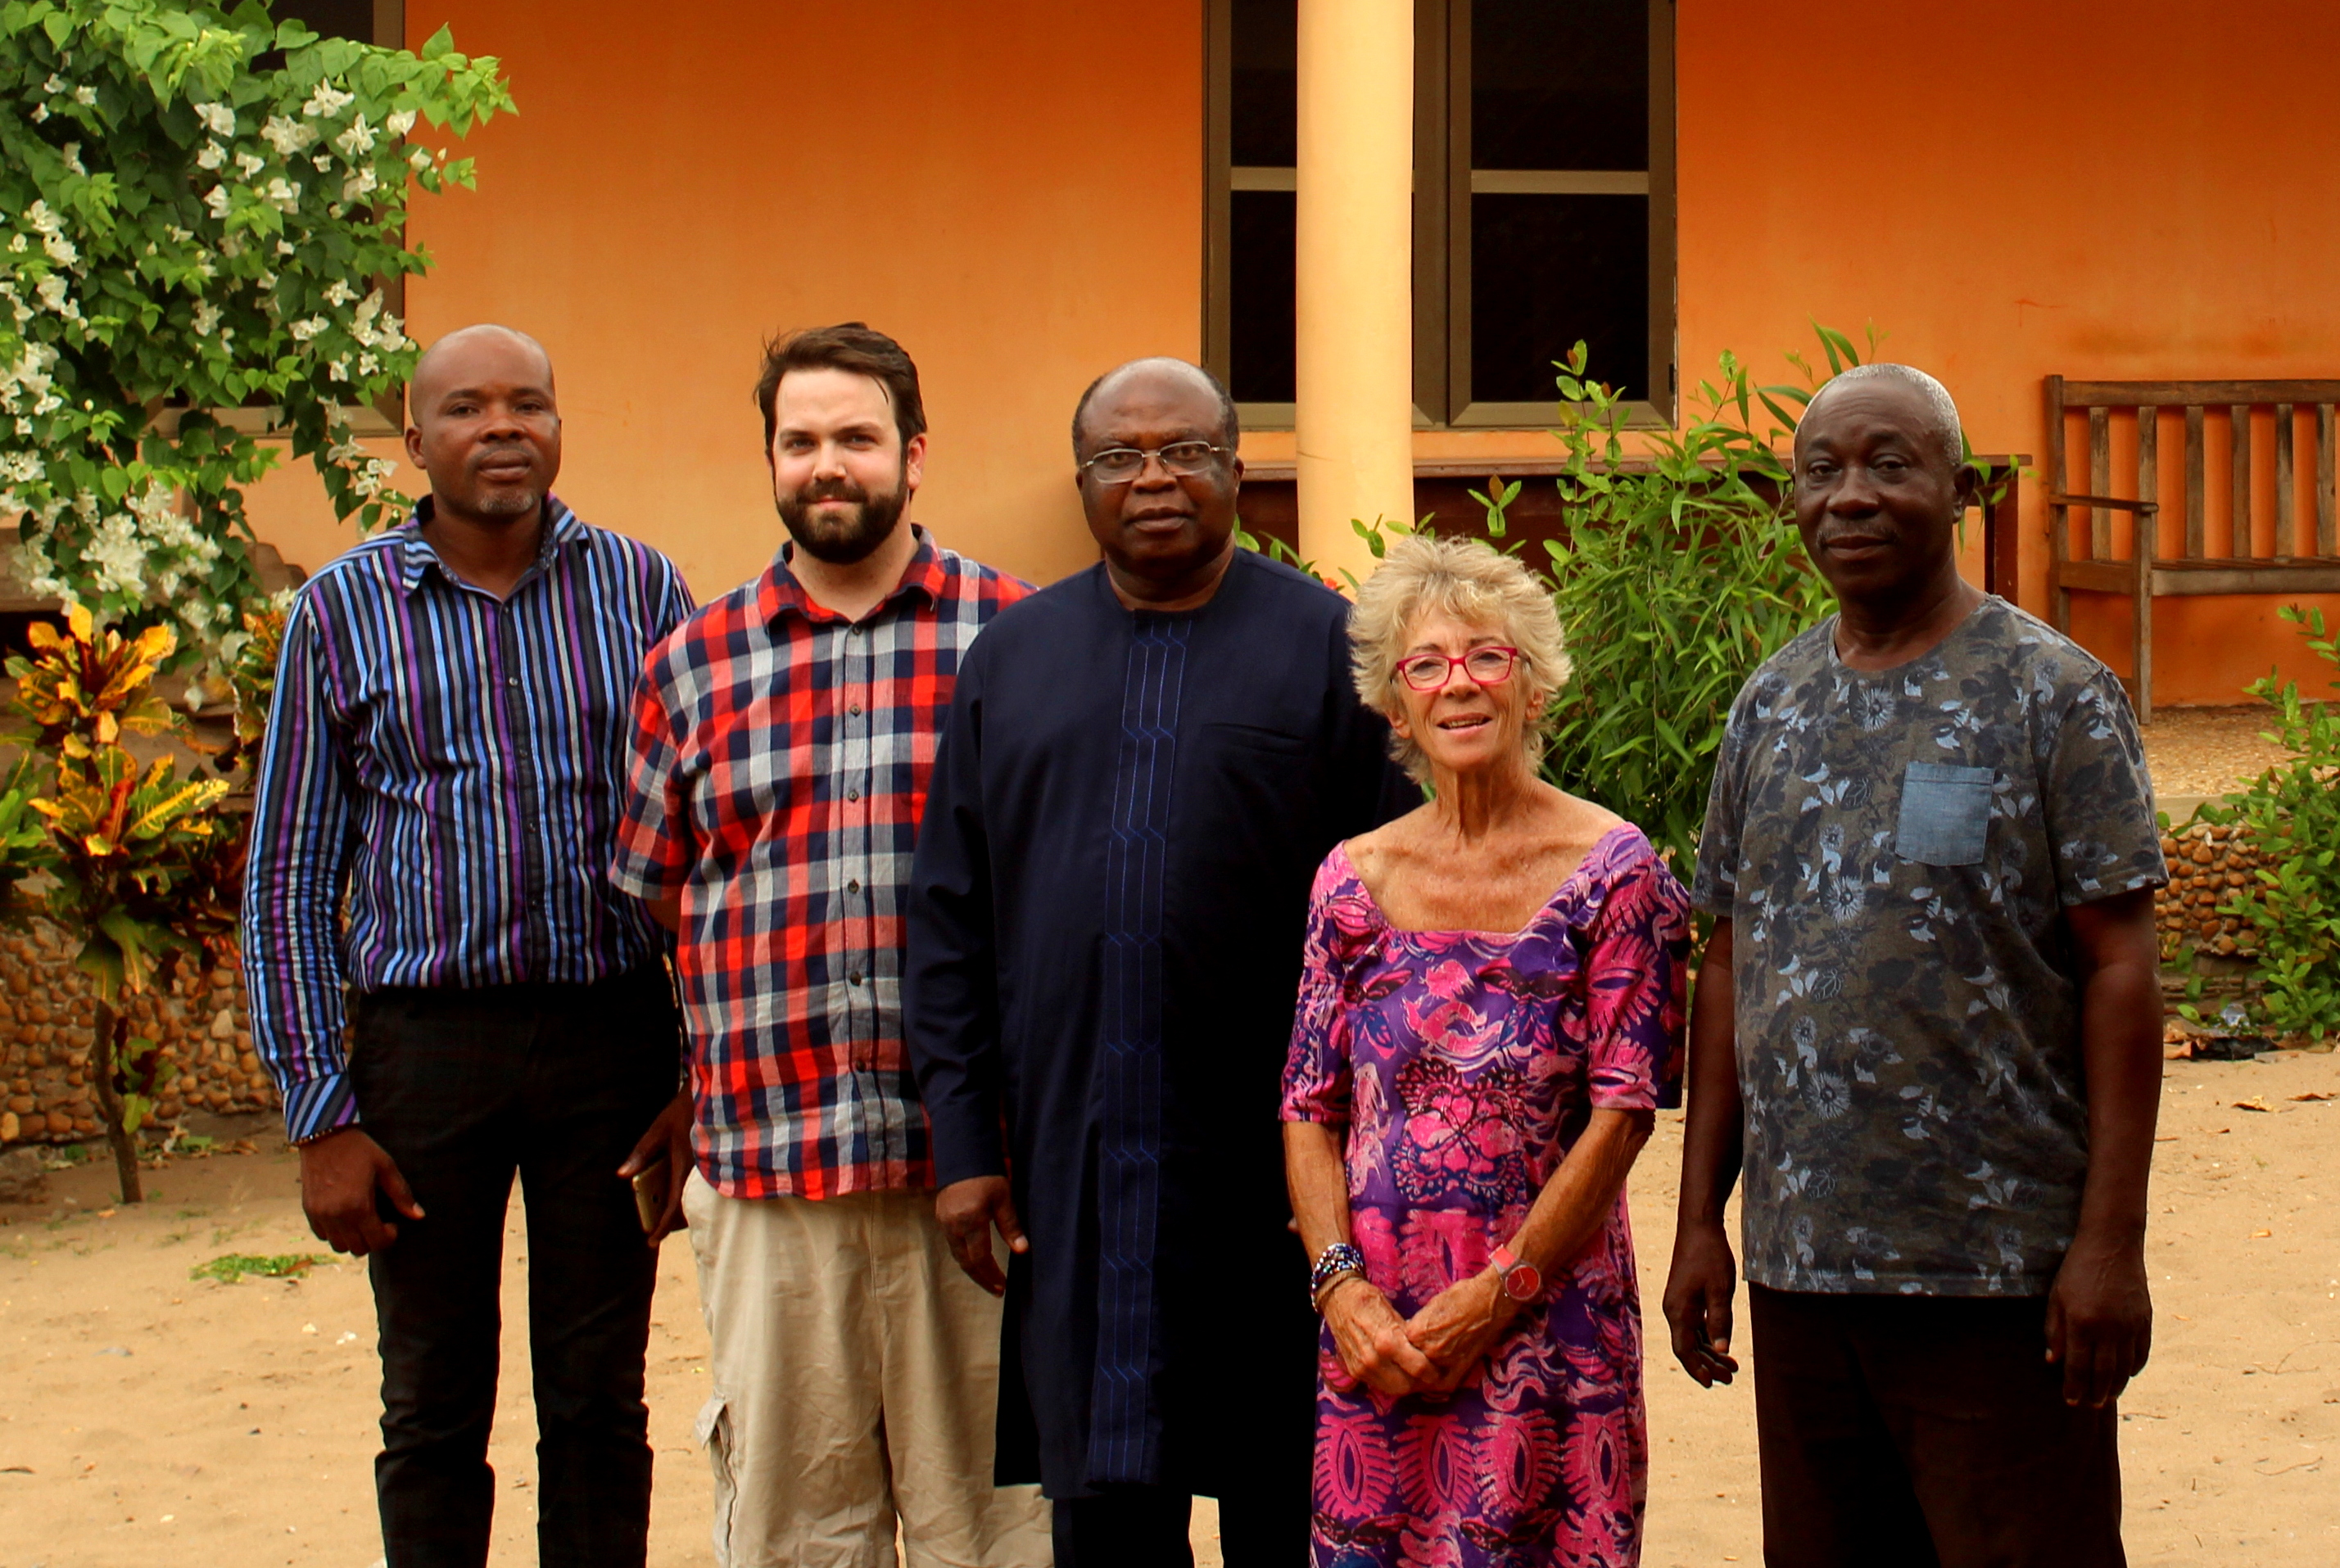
[1052,1480,1312,1568]
[350,965,681,1568]
[1749,1284,2125,1568]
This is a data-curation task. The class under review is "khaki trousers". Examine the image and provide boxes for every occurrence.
[683,1173,1052,1568]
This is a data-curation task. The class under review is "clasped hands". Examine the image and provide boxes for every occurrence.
[1322,1268,1520,1398]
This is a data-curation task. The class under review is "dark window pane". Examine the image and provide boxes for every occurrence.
[273,1,378,41]
[1229,190,1296,404]
[1231,0,1297,168]
[1470,193,1646,404]
[1473,0,1646,171]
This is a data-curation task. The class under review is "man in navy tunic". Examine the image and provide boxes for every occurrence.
[906,359,1415,1566]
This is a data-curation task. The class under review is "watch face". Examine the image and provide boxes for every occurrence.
[1503,1263,1542,1301]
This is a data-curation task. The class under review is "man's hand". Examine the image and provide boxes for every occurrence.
[1324,1278,1438,1397]
[2046,1233,2152,1408]
[936,1175,1026,1295]
[299,1128,421,1257]
[1663,1218,1742,1386]
[617,1090,694,1245]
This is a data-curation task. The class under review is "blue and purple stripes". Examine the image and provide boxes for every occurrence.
[240,497,693,1143]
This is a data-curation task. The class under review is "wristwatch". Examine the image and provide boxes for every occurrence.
[1489,1245,1542,1302]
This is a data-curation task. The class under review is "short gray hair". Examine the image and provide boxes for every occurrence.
[1349,534,1568,783]
[1799,362,1964,473]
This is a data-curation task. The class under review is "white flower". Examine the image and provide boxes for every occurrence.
[311,151,332,171]
[262,177,301,212]
[327,356,350,382]
[44,75,66,95]
[385,109,417,137]
[409,147,432,170]
[276,239,295,255]
[301,82,355,119]
[355,350,378,377]
[341,166,378,201]
[203,185,231,218]
[29,103,48,124]
[194,102,236,137]
[191,300,222,337]
[196,141,225,170]
[333,115,375,159]
[60,142,84,176]
[42,233,77,267]
[7,234,24,253]
[72,85,96,106]
[261,115,316,156]
[322,279,356,306]
[235,151,265,178]
[288,314,328,342]
[25,200,61,237]
[34,275,70,312]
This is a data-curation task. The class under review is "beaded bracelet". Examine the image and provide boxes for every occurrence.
[1309,1240,1365,1308]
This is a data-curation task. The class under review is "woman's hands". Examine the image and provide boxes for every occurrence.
[1405,1269,1519,1392]
[1324,1269,1520,1398]
[1323,1276,1440,1396]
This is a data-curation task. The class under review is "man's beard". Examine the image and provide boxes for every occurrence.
[776,471,909,565]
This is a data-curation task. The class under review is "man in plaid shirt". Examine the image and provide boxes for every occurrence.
[612,324,1049,1566]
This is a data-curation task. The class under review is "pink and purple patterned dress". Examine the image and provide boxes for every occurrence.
[1281,825,1690,1568]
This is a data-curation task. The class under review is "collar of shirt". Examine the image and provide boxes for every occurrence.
[392,493,585,597]
[754,523,945,629]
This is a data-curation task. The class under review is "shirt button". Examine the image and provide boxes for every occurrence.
[849,703,862,716]
[848,971,863,986]
[506,676,519,687]
[845,789,860,802]
[846,879,860,894]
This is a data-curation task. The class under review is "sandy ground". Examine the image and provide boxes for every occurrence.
[2,1048,2334,1566]
[2139,704,2296,798]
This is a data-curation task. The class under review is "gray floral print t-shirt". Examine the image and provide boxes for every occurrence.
[1691,596,2165,1296]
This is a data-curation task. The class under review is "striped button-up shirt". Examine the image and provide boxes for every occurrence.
[242,497,694,1143]
[611,528,1027,1200]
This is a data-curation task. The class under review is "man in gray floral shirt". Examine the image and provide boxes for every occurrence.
[1664,364,2166,1567]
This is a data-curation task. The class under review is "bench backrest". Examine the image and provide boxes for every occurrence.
[2046,377,2340,564]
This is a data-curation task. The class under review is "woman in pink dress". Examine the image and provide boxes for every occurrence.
[1283,535,1689,1567]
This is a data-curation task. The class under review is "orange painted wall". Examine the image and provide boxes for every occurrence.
[242,0,2340,708]
[246,0,1206,600]
[1668,0,2340,707]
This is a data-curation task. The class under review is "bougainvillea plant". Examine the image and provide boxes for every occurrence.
[0,0,510,676]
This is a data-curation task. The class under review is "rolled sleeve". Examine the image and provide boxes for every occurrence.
[610,653,695,903]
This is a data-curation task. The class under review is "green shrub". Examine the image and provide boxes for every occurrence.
[2199,605,2340,1041]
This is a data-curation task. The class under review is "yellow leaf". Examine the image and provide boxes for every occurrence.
[65,603,92,643]
[95,711,119,745]
[83,833,116,857]
[130,625,178,664]
[25,621,59,652]
[26,799,61,820]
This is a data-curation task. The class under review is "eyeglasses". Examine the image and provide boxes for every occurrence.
[1079,441,1229,483]
[1395,646,1519,691]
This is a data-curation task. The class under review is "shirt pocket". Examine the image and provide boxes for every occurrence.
[1894,762,1994,866]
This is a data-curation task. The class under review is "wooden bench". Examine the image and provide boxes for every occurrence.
[2046,377,2340,723]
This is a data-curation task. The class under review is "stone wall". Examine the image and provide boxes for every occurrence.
[2156,819,2264,959]
[0,920,273,1145]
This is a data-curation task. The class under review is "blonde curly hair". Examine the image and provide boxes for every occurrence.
[1349,533,1569,783]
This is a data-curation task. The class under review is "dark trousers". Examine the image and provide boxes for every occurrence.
[350,965,681,1568]
[1749,1284,2125,1568]
[1052,1479,1311,1568]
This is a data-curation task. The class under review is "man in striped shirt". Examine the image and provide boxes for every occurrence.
[613,324,1049,1566]
[242,324,695,1568]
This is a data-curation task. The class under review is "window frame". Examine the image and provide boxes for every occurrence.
[1202,0,1676,432]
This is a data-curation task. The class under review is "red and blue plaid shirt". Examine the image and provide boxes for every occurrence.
[612,529,1030,1199]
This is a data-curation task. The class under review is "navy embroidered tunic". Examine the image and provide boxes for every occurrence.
[907,550,1416,1498]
